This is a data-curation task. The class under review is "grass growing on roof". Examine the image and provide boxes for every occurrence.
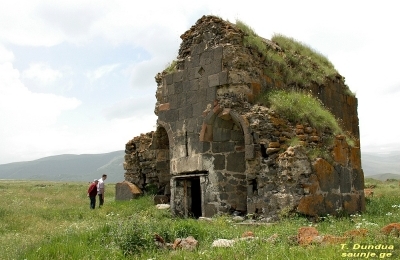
[258,89,353,162]
[163,60,178,74]
[235,20,354,94]
[258,89,342,135]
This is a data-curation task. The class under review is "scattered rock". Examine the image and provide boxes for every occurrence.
[266,233,278,243]
[343,228,368,238]
[156,204,170,209]
[381,223,400,237]
[211,239,236,247]
[241,231,254,238]
[297,227,319,246]
[173,236,198,250]
[232,216,245,222]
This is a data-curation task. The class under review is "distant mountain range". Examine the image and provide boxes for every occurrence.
[362,151,400,180]
[0,150,399,183]
[0,151,125,183]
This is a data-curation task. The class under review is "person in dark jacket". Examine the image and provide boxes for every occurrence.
[87,179,99,209]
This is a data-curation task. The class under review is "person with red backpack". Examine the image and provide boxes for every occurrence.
[87,179,99,209]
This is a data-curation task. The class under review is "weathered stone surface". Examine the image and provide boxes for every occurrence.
[297,194,325,216]
[173,236,198,250]
[297,227,319,246]
[122,15,364,220]
[381,223,400,236]
[115,181,142,201]
[313,158,338,192]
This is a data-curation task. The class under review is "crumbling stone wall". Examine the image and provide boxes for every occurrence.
[123,15,364,220]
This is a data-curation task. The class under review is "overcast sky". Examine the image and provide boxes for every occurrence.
[0,0,399,164]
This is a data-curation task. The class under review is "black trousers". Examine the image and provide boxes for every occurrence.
[98,194,104,207]
[89,196,96,209]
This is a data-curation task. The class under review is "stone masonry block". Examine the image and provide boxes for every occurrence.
[219,71,228,85]
[343,194,361,214]
[158,103,170,111]
[199,51,209,66]
[212,141,235,153]
[313,158,339,192]
[165,73,173,85]
[207,87,216,102]
[191,54,200,67]
[169,95,177,109]
[164,109,179,122]
[336,165,352,193]
[192,102,202,117]
[324,193,342,216]
[199,123,213,142]
[182,80,190,92]
[297,194,325,216]
[174,81,183,94]
[208,73,220,87]
[184,57,192,69]
[199,73,208,89]
[167,84,174,95]
[186,91,197,105]
[213,127,231,142]
[226,152,245,172]
[190,79,199,91]
[179,105,193,120]
[173,71,183,82]
[245,144,255,159]
[352,168,364,191]
[213,46,223,59]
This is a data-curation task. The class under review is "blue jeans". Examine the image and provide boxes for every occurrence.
[89,196,96,209]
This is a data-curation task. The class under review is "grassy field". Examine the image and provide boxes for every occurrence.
[0,178,400,259]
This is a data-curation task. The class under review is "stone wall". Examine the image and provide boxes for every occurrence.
[122,15,364,220]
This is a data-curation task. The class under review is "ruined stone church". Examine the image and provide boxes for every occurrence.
[121,15,364,220]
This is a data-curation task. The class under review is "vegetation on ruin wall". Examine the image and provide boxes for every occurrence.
[164,59,178,74]
[236,20,353,96]
[260,90,342,135]
[258,89,355,161]
[2,180,400,259]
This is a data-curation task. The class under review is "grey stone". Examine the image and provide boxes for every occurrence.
[213,154,225,170]
[227,152,245,172]
[208,74,220,87]
[212,142,235,153]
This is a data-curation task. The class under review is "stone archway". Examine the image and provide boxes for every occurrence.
[199,107,251,215]
[152,125,171,196]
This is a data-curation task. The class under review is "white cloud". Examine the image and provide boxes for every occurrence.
[22,63,63,85]
[103,95,157,120]
[0,44,14,63]
[0,0,400,165]
[86,64,120,83]
[0,60,81,163]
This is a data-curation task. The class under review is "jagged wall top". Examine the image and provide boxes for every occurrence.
[178,16,242,59]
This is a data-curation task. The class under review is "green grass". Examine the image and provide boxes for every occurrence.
[1,179,400,259]
[258,89,342,135]
[235,20,354,94]
[163,60,178,74]
[257,89,356,162]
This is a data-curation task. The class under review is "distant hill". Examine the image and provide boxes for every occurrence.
[0,150,398,183]
[362,151,400,178]
[365,173,400,182]
[0,151,125,183]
